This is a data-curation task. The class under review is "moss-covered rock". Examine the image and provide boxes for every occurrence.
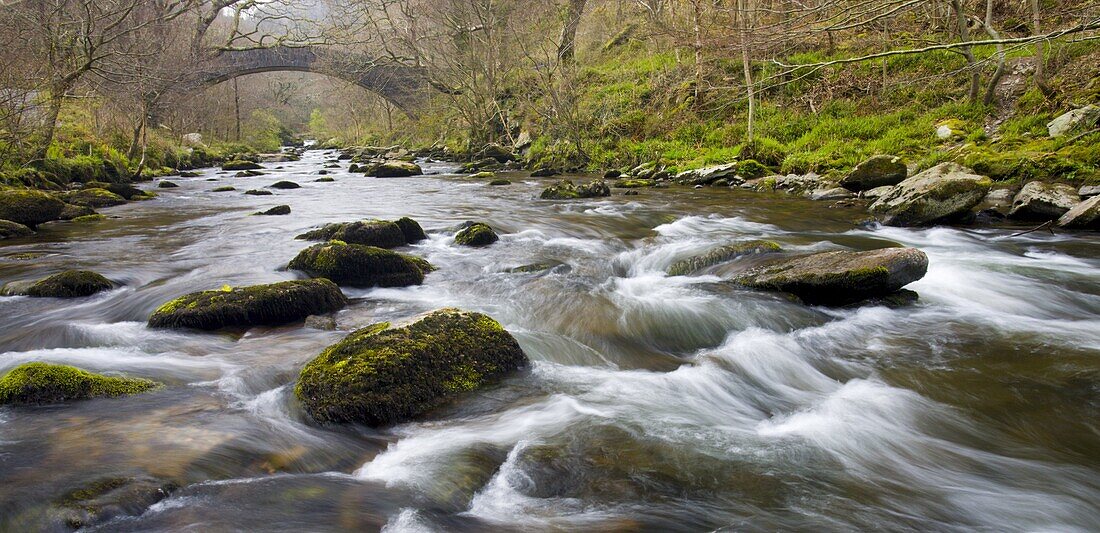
[85,182,144,200]
[314,177,336,183]
[222,160,262,171]
[869,163,991,226]
[539,179,611,199]
[235,170,265,177]
[0,362,157,405]
[455,222,498,246]
[255,205,291,216]
[362,160,423,177]
[157,180,179,189]
[1057,195,1100,229]
[148,279,347,330]
[1008,181,1080,220]
[0,219,33,239]
[244,189,273,196]
[72,214,107,223]
[0,189,65,227]
[668,240,782,276]
[269,181,301,190]
[58,203,96,220]
[394,216,427,243]
[61,188,127,208]
[212,186,236,192]
[297,220,407,248]
[295,309,527,425]
[840,155,907,191]
[732,247,929,305]
[16,270,114,298]
[54,475,177,529]
[488,178,512,186]
[287,242,429,288]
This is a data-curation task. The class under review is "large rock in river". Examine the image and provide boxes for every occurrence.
[148,279,347,330]
[4,270,114,298]
[288,242,429,287]
[869,163,991,226]
[840,155,907,191]
[1007,181,1079,220]
[61,188,127,208]
[732,247,929,305]
[454,222,498,246]
[540,179,611,199]
[297,220,407,248]
[295,309,527,425]
[0,362,158,405]
[668,240,781,276]
[0,219,33,239]
[395,216,427,243]
[1057,195,1100,229]
[362,160,422,177]
[0,189,65,227]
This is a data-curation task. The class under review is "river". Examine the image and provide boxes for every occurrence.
[1,150,1098,531]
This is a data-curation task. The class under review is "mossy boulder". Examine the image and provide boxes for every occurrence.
[488,178,511,186]
[244,189,273,196]
[314,177,336,183]
[255,205,291,216]
[222,160,262,171]
[675,163,739,186]
[539,179,611,199]
[72,214,107,223]
[840,155,907,191]
[12,270,114,298]
[455,222,498,246]
[614,179,655,188]
[287,242,429,288]
[476,143,516,163]
[62,188,127,208]
[0,362,157,405]
[269,181,301,190]
[1057,195,1100,229]
[297,220,407,248]
[0,189,65,227]
[157,180,179,189]
[362,160,422,177]
[732,247,929,306]
[1007,181,1080,220]
[295,309,527,425]
[54,476,176,529]
[58,203,96,220]
[0,219,33,239]
[869,163,991,226]
[235,170,265,177]
[212,186,236,192]
[148,279,347,330]
[668,240,782,276]
[395,216,427,243]
[85,182,144,200]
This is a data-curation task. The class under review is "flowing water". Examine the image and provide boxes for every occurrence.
[1,150,1098,532]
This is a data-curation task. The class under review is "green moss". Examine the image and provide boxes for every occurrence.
[736,159,771,179]
[454,223,499,247]
[0,362,158,405]
[296,220,407,248]
[394,217,427,243]
[62,188,126,208]
[0,189,65,227]
[148,279,347,330]
[668,241,782,276]
[222,160,262,171]
[287,243,428,287]
[294,309,526,425]
[25,270,113,298]
[211,186,236,192]
[72,214,107,223]
[488,179,511,186]
[614,179,655,188]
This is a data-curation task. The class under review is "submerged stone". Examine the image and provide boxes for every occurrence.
[455,222,498,246]
[287,242,428,288]
[0,219,33,239]
[295,309,527,426]
[0,362,158,406]
[269,181,301,190]
[0,189,65,227]
[244,189,273,196]
[732,247,929,306]
[211,186,236,192]
[54,476,177,529]
[148,279,347,330]
[668,240,782,276]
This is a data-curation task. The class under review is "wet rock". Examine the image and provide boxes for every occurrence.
[297,220,408,248]
[842,288,920,309]
[0,362,158,405]
[460,157,501,173]
[395,217,427,244]
[0,190,64,228]
[862,185,895,199]
[476,143,515,163]
[288,242,429,288]
[157,180,179,189]
[362,160,422,177]
[507,261,572,274]
[1056,195,1100,229]
[668,240,782,276]
[604,170,622,179]
[255,205,291,216]
[149,279,347,330]
[211,186,236,192]
[54,476,177,529]
[4,270,113,298]
[314,177,335,183]
[977,187,1016,217]
[0,219,33,239]
[304,315,338,331]
[809,187,855,201]
[623,190,640,196]
[732,247,929,305]
[489,179,511,186]
[269,181,301,190]
[72,214,106,223]
[840,155,907,191]
[539,179,610,199]
[530,167,560,177]
[222,160,262,171]
[1079,185,1100,199]
[674,163,739,186]
[235,170,265,177]
[86,182,145,200]
[468,171,496,179]
[1008,181,1079,220]
[614,179,655,188]
[869,163,991,226]
[62,188,127,208]
[244,189,273,196]
[295,308,527,426]
[1047,105,1100,138]
[258,153,295,163]
[58,203,96,220]
[179,171,201,178]
[455,222,498,246]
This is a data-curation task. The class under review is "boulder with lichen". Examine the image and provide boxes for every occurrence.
[148,279,347,330]
[0,362,158,405]
[288,242,429,288]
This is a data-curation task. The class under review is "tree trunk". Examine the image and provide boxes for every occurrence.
[34,89,66,160]
[950,0,980,103]
[980,0,1006,106]
[232,77,241,141]
[692,0,703,103]
[738,0,755,142]
[1029,0,1052,95]
[558,0,586,64]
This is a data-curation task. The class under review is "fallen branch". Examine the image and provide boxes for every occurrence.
[1005,220,1055,238]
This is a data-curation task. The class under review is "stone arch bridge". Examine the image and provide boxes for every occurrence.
[175,46,439,117]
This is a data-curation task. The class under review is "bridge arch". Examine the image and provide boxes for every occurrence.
[177,46,436,117]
